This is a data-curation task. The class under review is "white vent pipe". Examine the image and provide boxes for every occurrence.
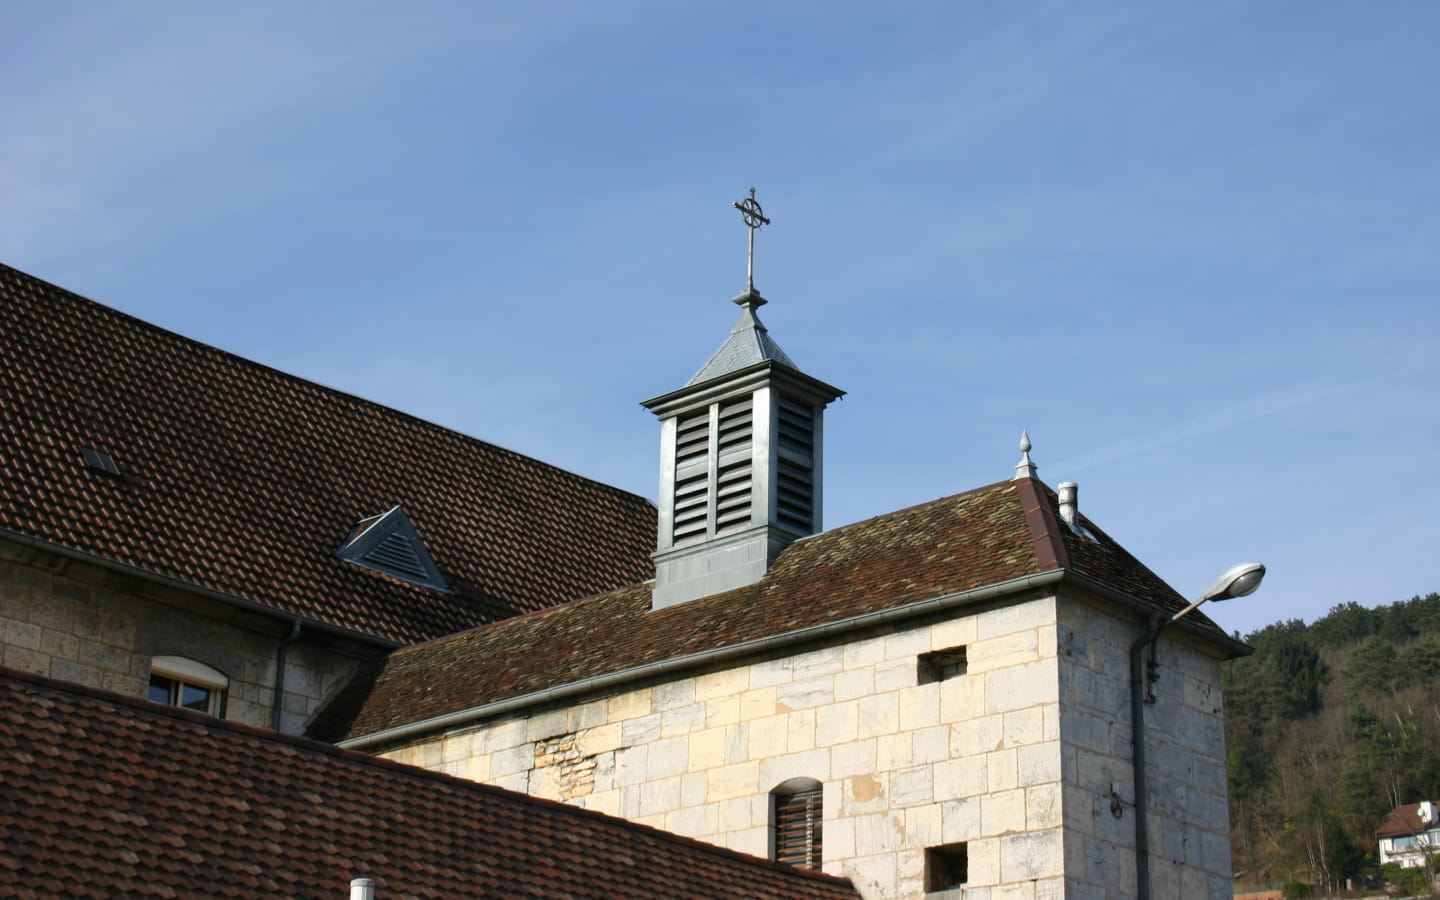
[350,878,375,900]
[1058,482,1078,528]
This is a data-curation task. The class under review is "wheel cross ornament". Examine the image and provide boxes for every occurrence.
[732,187,771,297]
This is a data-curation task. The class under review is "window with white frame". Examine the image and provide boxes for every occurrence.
[148,656,228,716]
[772,777,823,871]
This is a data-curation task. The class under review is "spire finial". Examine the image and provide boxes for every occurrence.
[731,187,771,306]
[1014,429,1038,480]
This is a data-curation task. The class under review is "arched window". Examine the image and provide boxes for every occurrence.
[771,777,823,871]
[148,656,228,716]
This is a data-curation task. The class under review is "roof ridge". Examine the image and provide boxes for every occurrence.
[2,663,856,886]
[0,262,651,507]
[1013,476,1069,571]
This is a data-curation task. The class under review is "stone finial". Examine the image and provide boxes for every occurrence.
[1014,429,1038,480]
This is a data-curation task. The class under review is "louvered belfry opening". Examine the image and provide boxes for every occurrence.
[715,396,754,535]
[775,397,814,533]
[643,289,843,610]
[672,409,711,545]
[774,785,823,870]
[670,396,757,547]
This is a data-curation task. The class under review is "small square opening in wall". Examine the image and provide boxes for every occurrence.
[924,842,968,893]
[917,646,967,684]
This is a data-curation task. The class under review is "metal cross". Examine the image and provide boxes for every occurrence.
[732,187,771,296]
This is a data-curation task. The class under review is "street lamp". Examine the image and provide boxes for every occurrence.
[1130,562,1265,898]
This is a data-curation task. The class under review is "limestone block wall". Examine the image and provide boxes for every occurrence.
[1056,598,1232,900]
[380,597,1065,900]
[0,538,373,734]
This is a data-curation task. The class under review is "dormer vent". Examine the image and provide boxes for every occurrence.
[338,505,450,592]
[81,446,120,475]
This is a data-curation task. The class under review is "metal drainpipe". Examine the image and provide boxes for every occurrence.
[1129,614,1167,900]
[271,620,302,732]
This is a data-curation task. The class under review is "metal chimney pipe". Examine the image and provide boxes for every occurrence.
[1058,482,1078,528]
[350,878,375,900]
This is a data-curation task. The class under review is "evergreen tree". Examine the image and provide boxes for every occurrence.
[1226,590,1440,891]
[1346,635,1401,699]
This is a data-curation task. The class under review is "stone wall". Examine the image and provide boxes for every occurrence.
[1056,597,1233,900]
[0,537,374,734]
[380,596,1067,900]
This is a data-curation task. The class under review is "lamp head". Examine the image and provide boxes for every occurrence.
[1201,561,1266,603]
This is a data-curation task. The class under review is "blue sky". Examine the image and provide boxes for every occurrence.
[3,2,1436,638]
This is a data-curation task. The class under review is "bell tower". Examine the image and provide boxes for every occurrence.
[642,191,843,610]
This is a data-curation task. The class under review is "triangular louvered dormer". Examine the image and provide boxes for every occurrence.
[642,290,843,610]
[337,505,451,592]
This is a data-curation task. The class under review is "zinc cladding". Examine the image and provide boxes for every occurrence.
[318,478,1222,743]
[0,263,657,645]
[0,666,863,900]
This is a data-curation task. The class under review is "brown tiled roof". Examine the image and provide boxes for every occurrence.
[0,263,657,644]
[0,666,861,900]
[321,478,1221,742]
[1376,802,1437,838]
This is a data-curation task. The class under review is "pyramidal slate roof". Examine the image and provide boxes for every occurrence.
[0,665,862,900]
[316,477,1243,745]
[687,295,799,386]
[0,263,657,645]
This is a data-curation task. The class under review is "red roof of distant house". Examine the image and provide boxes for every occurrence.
[1377,802,1438,838]
[317,477,1236,743]
[0,666,861,900]
[0,263,657,645]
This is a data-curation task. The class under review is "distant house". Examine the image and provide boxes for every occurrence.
[1378,801,1440,869]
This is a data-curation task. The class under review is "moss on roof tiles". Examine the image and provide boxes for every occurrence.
[321,479,1227,743]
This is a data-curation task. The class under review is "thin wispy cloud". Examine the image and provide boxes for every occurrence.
[1056,357,1440,476]
[2,0,1436,639]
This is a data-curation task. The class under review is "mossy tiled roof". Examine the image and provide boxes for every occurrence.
[319,478,1220,743]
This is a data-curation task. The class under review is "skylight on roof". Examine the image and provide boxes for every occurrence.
[337,505,450,593]
[81,446,120,475]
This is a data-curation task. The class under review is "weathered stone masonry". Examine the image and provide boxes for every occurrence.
[0,537,377,734]
[374,591,1235,900]
[380,598,1068,900]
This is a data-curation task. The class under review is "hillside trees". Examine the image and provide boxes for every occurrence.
[1225,593,1440,891]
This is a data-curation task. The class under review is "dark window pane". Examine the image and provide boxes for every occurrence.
[180,683,212,712]
[148,675,175,705]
